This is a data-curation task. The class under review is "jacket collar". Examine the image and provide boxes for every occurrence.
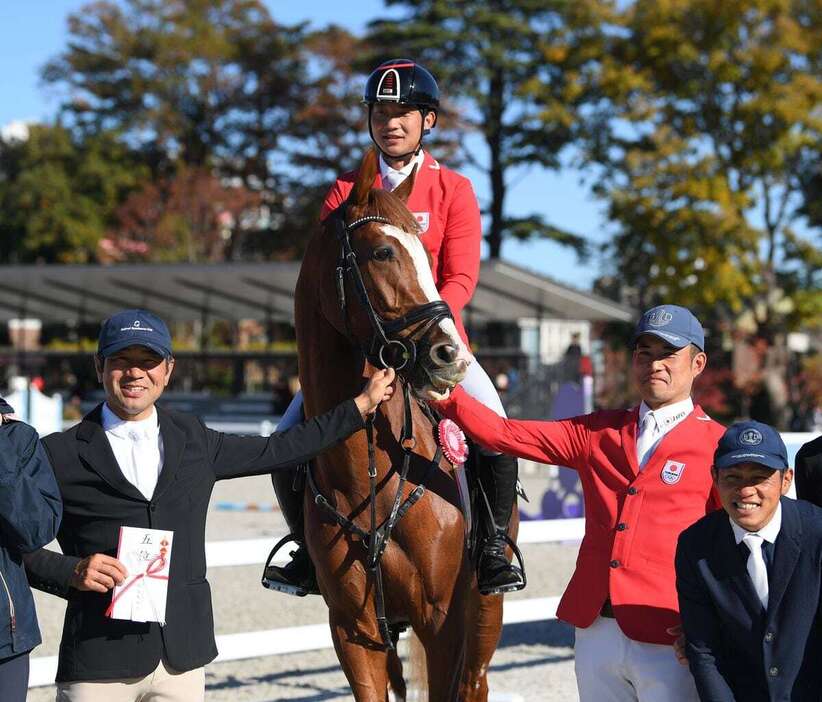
[77,402,186,502]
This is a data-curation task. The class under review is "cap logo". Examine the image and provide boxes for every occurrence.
[646,309,673,327]
[377,69,400,101]
[739,429,763,446]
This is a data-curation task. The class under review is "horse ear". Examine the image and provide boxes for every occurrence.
[350,148,380,206]
[391,162,417,204]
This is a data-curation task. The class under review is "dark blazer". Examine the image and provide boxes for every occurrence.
[24,400,364,683]
[676,497,822,701]
[0,398,62,659]
[795,436,822,508]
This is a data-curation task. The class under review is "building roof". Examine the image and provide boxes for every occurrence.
[0,260,634,325]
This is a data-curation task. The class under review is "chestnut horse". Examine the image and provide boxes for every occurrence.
[295,149,515,700]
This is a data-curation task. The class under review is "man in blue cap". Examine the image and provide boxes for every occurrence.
[433,304,725,701]
[676,421,822,701]
[24,309,395,701]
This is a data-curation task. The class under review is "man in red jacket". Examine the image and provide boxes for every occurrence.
[266,59,524,597]
[434,304,724,701]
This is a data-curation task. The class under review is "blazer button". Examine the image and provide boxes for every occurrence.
[609,559,620,568]
[616,523,628,531]
[150,504,157,512]
[627,487,638,495]
[764,631,775,642]
[769,666,779,677]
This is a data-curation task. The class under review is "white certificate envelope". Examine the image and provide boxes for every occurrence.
[107,526,174,625]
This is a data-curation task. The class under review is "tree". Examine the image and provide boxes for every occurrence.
[589,0,822,335]
[0,124,146,263]
[365,0,611,258]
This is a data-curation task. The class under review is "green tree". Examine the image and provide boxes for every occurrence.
[589,0,822,335]
[365,0,611,258]
[0,124,146,263]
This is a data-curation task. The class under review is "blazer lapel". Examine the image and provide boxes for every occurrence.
[619,407,641,478]
[151,407,186,500]
[765,497,802,623]
[77,404,146,502]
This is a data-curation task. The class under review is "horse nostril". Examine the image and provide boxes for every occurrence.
[432,343,458,365]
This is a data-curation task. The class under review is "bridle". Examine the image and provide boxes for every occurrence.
[331,202,453,376]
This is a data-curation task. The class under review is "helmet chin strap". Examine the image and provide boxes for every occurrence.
[368,105,429,167]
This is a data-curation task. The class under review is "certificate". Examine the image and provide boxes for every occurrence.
[105,526,173,625]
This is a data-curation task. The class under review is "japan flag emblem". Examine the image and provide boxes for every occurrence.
[660,460,686,485]
[413,212,430,233]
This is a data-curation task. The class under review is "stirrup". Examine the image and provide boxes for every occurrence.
[260,534,319,597]
[477,532,527,596]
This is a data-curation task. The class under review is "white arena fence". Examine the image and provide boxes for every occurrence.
[28,518,576,688]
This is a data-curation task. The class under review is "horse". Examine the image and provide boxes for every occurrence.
[294,148,517,701]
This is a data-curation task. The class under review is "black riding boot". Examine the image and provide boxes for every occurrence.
[262,467,320,596]
[477,452,526,595]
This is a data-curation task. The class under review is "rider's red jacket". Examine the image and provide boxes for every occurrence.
[434,385,725,645]
[320,151,481,345]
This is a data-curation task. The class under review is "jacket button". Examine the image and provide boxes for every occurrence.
[765,631,774,642]
[769,666,779,677]
[627,487,637,495]
[617,523,627,531]
[609,559,620,568]
[150,504,157,512]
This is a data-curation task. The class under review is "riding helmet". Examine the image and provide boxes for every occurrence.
[363,59,440,111]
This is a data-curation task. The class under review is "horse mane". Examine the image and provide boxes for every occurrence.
[360,188,421,235]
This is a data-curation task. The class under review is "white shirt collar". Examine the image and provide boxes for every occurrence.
[102,403,159,440]
[379,151,425,190]
[730,501,782,545]
[638,396,694,430]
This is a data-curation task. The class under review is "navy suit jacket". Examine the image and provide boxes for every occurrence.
[676,497,822,701]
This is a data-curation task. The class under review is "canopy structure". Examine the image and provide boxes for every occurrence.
[0,260,634,326]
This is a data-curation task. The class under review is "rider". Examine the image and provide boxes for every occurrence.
[265,59,525,597]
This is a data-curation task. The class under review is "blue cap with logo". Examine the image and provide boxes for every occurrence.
[97,309,173,359]
[714,420,788,471]
[632,304,705,350]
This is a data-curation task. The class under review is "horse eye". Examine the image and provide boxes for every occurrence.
[372,246,394,262]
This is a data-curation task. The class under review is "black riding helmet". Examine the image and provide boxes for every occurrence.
[363,59,439,161]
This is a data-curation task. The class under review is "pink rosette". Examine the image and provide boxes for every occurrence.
[438,418,469,465]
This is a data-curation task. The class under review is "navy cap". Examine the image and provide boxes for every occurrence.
[714,420,788,471]
[97,309,173,359]
[632,304,705,350]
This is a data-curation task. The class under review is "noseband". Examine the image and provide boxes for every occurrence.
[332,204,453,375]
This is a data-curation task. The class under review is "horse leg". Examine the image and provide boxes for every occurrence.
[330,612,391,702]
[458,586,504,702]
[418,591,468,701]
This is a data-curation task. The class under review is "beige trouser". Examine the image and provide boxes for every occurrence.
[56,660,205,702]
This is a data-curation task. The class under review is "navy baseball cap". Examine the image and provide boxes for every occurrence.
[632,304,705,350]
[714,420,788,471]
[97,309,173,359]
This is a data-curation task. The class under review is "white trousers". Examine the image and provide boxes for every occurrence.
[574,616,698,702]
[56,660,205,702]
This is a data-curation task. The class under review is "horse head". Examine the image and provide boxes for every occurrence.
[327,149,471,400]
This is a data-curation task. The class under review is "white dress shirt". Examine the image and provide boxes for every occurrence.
[730,501,781,609]
[636,397,694,469]
[102,403,164,500]
[379,151,425,192]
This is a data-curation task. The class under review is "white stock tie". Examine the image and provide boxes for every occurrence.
[742,532,769,610]
[382,170,405,192]
[636,411,659,469]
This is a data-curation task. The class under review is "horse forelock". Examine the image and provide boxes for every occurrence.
[365,189,421,235]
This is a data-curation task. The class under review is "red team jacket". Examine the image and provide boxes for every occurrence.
[436,386,725,645]
[320,151,481,344]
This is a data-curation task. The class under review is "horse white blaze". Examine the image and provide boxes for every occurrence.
[380,224,471,364]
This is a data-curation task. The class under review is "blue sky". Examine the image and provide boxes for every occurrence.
[0,1,607,289]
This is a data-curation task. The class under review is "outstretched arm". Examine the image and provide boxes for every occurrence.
[432,385,589,470]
